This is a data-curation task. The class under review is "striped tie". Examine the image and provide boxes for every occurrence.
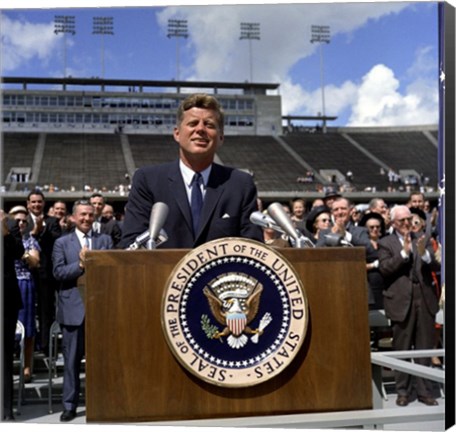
[84,234,91,250]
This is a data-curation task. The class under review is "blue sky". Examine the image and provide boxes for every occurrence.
[1,1,441,127]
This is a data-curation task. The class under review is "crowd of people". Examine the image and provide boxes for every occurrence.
[2,93,444,422]
[258,189,443,408]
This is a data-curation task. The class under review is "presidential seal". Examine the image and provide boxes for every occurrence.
[161,238,308,388]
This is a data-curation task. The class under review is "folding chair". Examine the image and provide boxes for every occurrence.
[369,309,393,401]
[48,321,63,414]
[15,321,25,414]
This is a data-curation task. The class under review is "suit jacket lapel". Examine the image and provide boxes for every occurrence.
[70,232,82,256]
[168,161,193,232]
[199,165,225,232]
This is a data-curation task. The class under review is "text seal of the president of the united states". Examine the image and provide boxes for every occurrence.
[161,238,308,388]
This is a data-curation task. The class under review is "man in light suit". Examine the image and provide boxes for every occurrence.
[120,93,262,249]
[52,200,113,422]
[378,205,440,407]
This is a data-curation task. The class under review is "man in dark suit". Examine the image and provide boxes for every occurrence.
[52,200,113,422]
[120,93,262,249]
[2,210,24,421]
[25,190,62,354]
[316,196,374,251]
[378,205,440,407]
[89,193,122,248]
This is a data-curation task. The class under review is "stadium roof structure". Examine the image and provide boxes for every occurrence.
[1,76,280,94]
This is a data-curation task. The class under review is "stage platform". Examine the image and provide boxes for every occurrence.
[8,352,445,430]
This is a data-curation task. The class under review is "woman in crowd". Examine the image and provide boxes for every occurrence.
[305,205,332,244]
[410,207,443,368]
[9,206,41,383]
[359,212,386,310]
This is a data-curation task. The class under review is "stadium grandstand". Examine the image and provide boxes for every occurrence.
[1,76,439,212]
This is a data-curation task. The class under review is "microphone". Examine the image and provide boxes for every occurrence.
[324,232,353,247]
[148,202,169,243]
[127,202,169,250]
[267,202,315,248]
[250,211,286,235]
[267,202,300,241]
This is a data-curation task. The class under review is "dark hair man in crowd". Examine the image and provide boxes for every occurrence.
[24,189,62,354]
[119,93,262,248]
[89,193,122,247]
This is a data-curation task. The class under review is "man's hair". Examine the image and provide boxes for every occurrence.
[390,205,410,222]
[27,189,45,201]
[90,192,105,202]
[408,191,425,201]
[72,199,94,215]
[368,197,383,210]
[176,93,224,131]
[332,196,352,208]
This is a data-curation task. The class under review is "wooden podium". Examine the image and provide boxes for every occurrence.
[85,247,372,423]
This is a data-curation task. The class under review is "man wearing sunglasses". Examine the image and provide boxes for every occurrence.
[378,205,440,407]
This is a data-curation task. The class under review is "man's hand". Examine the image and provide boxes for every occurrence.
[31,215,45,236]
[79,246,88,269]
[403,232,412,256]
[416,234,427,256]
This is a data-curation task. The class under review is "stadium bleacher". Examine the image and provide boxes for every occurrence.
[1,128,439,205]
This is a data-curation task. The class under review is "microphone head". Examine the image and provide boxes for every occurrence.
[149,202,169,241]
[324,232,343,246]
[267,202,299,240]
[250,211,276,228]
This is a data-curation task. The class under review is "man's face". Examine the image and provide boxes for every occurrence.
[89,196,105,217]
[73,204,95,234]
[372,200,390,223]
[292,201,305,218]
[331,199,351,225]
[27,194,44,216]
[392,207,412,236]
[409,194,425,210]
[53,202,67,219]
[173,107,223,167]
[102,205,114,220]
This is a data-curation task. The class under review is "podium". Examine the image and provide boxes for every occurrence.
[85,247,372,423]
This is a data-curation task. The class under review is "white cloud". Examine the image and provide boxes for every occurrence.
[157,3,409,83]
[0,15,59,73]
[347,63,438,126]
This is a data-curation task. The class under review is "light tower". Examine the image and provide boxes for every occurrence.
[167,19,188,81]
[54,15,76,78]
[311,25,331,133]
[93,16,114,79]
[240,22,260,82]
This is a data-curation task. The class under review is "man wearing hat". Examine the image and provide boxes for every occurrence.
[323,187,341,209]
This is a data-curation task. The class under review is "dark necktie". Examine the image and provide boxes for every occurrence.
[191,172,203,235]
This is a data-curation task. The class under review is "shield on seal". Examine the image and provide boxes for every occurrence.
[227,312,247,336]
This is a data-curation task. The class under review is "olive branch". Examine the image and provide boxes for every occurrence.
[201,314,220,341]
